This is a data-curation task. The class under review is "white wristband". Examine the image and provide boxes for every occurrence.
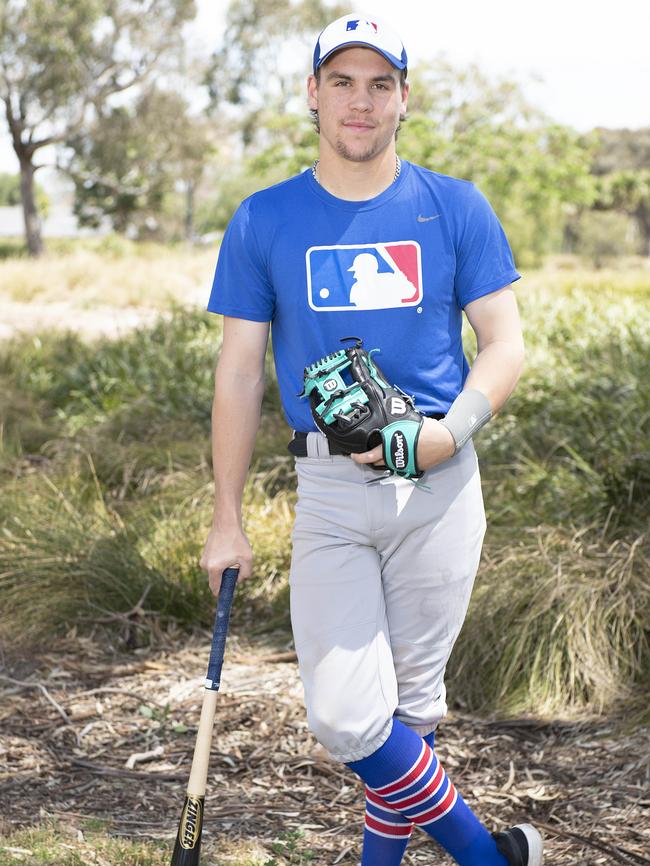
[439,389,492,453]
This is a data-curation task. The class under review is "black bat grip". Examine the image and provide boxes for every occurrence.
[205,567,238,692]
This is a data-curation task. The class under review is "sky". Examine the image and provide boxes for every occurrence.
[188,0,650,131]
[1,0,648,175]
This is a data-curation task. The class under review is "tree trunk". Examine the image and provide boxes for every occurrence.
[635,205,650,257]
[19,156,44,257]
[185,178,195,242]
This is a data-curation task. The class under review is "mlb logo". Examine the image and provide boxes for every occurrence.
[306,241,422,312]
[346,19,378,33]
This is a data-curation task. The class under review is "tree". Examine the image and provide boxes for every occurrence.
[189,0,347,235]
[0,0,195,255]
[397,62,597,264]
[205,0,347,146]
[590,129,650,255]
[590,127,650,176]
[243,58,596,265]
[65,87,212,240]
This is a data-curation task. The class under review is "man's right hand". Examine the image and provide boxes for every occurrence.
[200,525,253,596]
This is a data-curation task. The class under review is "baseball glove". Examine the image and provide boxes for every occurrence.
[301,337,424,479]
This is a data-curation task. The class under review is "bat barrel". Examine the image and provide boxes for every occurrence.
[171,796,205,865]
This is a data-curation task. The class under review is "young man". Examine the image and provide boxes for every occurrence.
[202,13,543,866]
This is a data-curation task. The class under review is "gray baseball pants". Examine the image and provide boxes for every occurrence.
[289,433,486,763]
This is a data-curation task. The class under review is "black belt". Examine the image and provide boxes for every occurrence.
[288,413,445,458]
[288,431,349,457]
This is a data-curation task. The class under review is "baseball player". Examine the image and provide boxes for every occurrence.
[202,12,542,866]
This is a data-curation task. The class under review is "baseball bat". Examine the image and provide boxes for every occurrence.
[170,566,239,866]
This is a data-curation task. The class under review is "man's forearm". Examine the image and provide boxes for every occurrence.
[211,366,265,528]
[463,338,525,414]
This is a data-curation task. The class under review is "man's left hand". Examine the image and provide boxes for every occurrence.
[350,417,455,473]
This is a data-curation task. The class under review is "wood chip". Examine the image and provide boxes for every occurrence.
[2,633,648,866]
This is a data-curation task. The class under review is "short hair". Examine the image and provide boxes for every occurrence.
[310,65,408,134]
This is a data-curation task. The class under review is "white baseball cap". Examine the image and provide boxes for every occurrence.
[313,13,408,73]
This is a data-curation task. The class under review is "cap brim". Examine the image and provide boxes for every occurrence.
[315,43,406,72]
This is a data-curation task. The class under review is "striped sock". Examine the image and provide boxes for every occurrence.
[348,719,508,866]
[360,731,436,866]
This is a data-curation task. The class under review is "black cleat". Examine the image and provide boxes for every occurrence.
[493,823,543,866]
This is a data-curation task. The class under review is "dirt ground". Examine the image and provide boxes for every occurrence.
[1,627,648,866]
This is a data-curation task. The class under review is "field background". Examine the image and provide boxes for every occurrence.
[2,0,649,861]
[0,244,648,865]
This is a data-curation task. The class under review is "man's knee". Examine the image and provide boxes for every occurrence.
[306,699,393,763]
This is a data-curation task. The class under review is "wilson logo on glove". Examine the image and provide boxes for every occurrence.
[391,431,407,471]
[300,337,424,480]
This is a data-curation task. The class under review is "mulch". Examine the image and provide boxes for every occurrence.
[1,629,648,865]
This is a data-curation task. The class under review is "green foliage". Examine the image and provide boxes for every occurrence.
[0,172,21,205]
[0,237,28,259]
[0,0,196,114]
[68,88,214,239]
[0,307,288,645]
[479,280,650,534]
[597,169,650,211]
[235,58,597,266]
[264,830,316,865]
[572,210,638,266]
[448,274,650,718]
[0,233,139,261]
[3,0,107,108]
[592,168,650,255]
[0,172,49,213]
[197,113,319,233]
[0,449,292,646]
[587,129,650,254]
[0,467,171,645]
[398,63,596,266]
[195,168,271,235]
[248,113,319,180]
[206,0,347,114]
[0,309,219,434]
[0,821,272,866]
[590,126,650,175]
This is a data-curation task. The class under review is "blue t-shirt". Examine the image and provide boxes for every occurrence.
[207,161,520,432]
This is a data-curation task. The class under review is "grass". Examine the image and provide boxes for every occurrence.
[0,456,294,643]
[478,300,649,534]
[0,251,648,720]
[0,821,286,865]
[0,236,216,309]
[448,523,650,721]
[0,824,169,866]
[0,309,219,425]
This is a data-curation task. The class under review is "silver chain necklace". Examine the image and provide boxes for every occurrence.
[312,156,401,185]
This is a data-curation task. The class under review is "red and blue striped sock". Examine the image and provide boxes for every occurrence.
[360,730,435,866]
[348,719,508,866]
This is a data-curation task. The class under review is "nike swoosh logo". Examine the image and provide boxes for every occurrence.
[417,214,440,222]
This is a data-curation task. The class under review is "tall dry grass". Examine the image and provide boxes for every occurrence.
[0,237,216,309]
[449,524,649,721]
